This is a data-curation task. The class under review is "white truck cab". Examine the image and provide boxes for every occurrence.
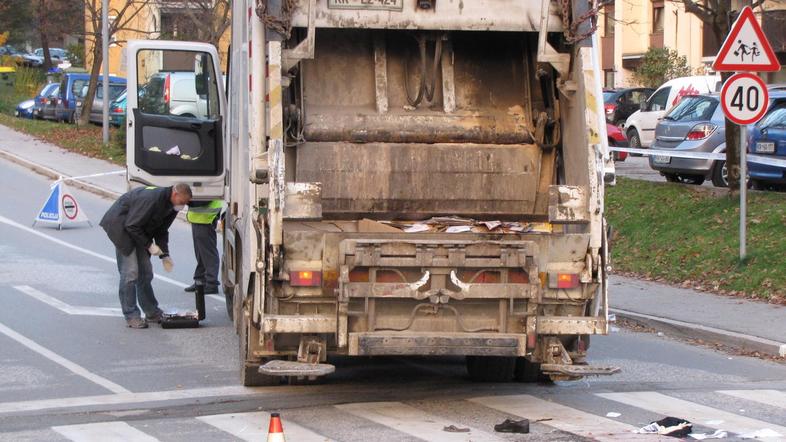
[624,75,721,148]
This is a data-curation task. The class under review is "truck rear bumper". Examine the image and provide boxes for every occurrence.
[348,332,527,357]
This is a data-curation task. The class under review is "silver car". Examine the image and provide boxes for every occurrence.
[648,94,728,187]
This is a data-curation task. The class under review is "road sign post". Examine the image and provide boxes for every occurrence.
[713,6,781,262]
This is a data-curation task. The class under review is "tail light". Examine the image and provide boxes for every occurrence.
[548,273,580,289]
[112,107,124,114]
[604,103,616,116]
[685,123,717,140]
[289,270,322,287]
[164,74,171,104]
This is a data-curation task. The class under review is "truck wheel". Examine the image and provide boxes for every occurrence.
[223,284,234,320]
[465,356,516,382]
[239,317,280,386]
[514,358,551,383]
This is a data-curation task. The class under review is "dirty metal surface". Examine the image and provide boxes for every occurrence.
[349,332,526,356]
[258,359,336,376]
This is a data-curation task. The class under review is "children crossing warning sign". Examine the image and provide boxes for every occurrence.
[713,6,781,72]
[34,180,91,229]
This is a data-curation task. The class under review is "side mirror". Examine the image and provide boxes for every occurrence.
[195,72,208,96]
[194,53,210,95]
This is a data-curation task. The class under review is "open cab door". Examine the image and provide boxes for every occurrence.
[126,40,226,200]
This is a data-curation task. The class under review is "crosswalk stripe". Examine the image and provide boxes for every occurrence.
[469,395,658,441]
[336,401,505,442]
[52,422,158,442]
[197,411,332,442]
[597,391,786,436]
[718,390,786,410]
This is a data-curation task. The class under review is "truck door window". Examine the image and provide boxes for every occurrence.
[647,87,670,111]
[136,49,219,119]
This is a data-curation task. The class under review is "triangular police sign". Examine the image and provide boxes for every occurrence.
[713,6,781,72]
[33,180,91,229]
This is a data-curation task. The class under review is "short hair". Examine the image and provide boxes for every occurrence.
[173,183,193,199]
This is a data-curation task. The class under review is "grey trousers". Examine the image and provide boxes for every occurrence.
[116,246,159,319]
[192,221,220,287]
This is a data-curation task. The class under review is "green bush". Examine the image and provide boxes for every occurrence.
[66,43,85,67]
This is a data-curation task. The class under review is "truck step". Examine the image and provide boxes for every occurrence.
[258,360,336,377]
[540,364,621,377]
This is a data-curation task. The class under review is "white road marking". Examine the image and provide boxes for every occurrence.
[718,390,786,410]
[14,285,123,317]
[470,395,655,442]
[53,421,158,442]
[0,385,270,415]
[598,391,786,436]
[0,321,130,394]
[336,401,505,442]
[0,214,188,289]
[197,411,333,442]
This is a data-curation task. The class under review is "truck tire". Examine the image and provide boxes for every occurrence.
[514,358,551,383]
[223,284,234,320]
[239,316,280,386]
[465,356,516,382]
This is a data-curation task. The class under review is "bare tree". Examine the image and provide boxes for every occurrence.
[29,1,83,70]
[80,0,153,126]
[675,0,766,193]
[179,0,231,48]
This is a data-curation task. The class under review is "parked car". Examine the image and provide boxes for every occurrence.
[648,93,728,186]
[604,88,654,126]
[109,91,127,126]
[77,83,126,124]
[54,73,126,123]
[624,76,721,149]
[39,84,61,121]
[30,48,69,65]
[748,90,786,190]
[0,45,27,66]
[31,83,59,119]
[607,122,628,161]
[15,98,35,118]
[138,71,210,118]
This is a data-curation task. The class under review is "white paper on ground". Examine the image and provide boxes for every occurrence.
[606,412,621,418]
[689,430,728,440]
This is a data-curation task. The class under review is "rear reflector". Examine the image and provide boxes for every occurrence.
[548,273,580,289]
[290,270,322,287]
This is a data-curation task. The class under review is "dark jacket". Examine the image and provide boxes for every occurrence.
[100,186,177,256]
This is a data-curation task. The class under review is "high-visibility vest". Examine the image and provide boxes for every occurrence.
[186,200,223,224]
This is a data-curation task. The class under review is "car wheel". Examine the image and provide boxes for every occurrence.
[626,128,642,156]
[711,161,728,188]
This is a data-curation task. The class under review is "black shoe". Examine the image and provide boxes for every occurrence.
[203,285,219,295]
[146,309,165,323]
[184,283,198,293]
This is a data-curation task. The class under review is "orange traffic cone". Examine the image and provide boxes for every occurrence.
[267,412,286,442]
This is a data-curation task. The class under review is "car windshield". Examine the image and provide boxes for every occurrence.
[758,102,786,129]
[663,95,717,121]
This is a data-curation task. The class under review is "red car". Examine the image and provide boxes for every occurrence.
[607,123,628,161]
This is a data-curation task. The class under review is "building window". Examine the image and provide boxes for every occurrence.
[605,70,615,89]
[604,5,615,37]
[652,1,664,34]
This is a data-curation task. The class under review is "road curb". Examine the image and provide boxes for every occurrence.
[611,307,786,357]
[0,149,122,200]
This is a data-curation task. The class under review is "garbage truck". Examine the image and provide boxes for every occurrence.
[125,0,617,385]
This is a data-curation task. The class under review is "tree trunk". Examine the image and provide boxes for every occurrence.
[79,43,102,126]
[37,0,52,70]
[722,71,741,194]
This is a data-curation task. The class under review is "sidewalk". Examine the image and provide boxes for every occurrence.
[1,122,785,357]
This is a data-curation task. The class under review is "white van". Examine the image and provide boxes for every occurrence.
[624,75,721,148]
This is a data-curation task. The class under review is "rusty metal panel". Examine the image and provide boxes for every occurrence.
[548,185,590,224]
[297,142,540,217]
[348,332,526,356]
[536,316,607,335]
[283,182,323,220]
[290,0,564,32]
[345,282,535,299]
[262,315,338,333]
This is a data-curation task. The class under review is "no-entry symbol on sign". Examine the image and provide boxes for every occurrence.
[720,72,769,125]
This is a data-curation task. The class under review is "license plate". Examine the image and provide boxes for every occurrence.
[653,155,671,164]
[328,0,404,11]
[755,141,775,154]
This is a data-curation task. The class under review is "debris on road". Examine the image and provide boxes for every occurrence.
[494,418,530,434]
[689,429,728,440]
[442,425,470,433]
[635,417,692,437]
[606,412,621,418]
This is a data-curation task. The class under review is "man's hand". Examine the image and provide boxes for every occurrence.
[162,256,174,272]
[148,244,163,256]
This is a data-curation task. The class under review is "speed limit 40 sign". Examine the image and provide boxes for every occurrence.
[720,72,769,125]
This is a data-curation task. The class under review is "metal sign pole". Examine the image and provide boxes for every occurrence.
[740,123,747,260]
[102,0,109,145]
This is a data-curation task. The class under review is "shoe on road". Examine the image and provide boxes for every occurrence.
[146,309,165,323]
[184,283,198,293]
[126,317,148,329]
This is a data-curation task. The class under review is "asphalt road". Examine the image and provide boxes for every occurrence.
[1,158,785,441]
